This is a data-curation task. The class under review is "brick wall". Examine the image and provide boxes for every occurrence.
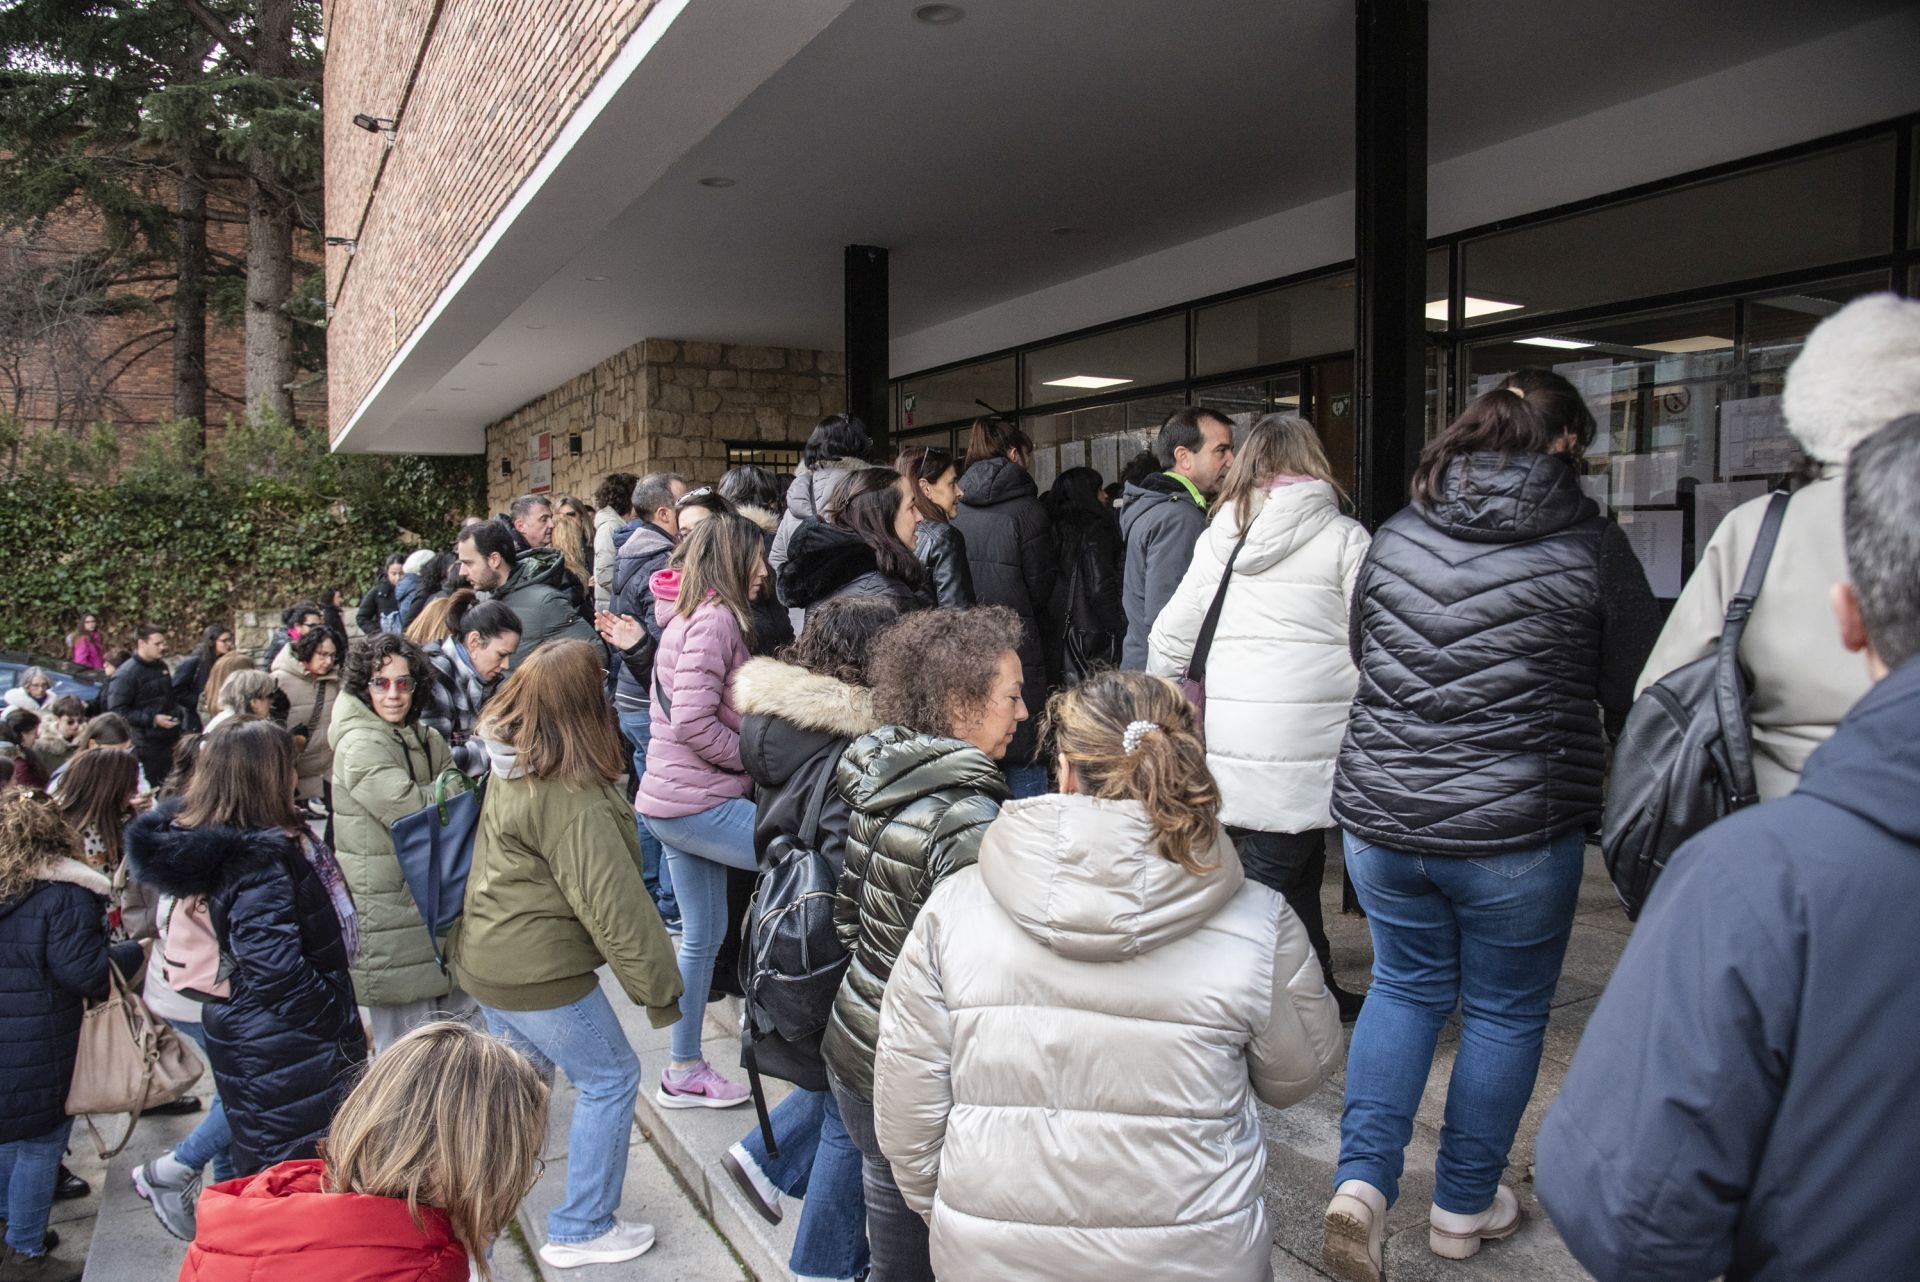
[484,338,845,511]
[323,0,659,443]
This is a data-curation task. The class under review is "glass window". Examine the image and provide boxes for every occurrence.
[1196,373,1305,446]
[891,425,960,463]
[1192,272,1354,378]
[1461,274,1885,602]
[1023,392,1184,493]
[1462,134,1898,325]
[899,355,1017,431]
[1024,314,1186,408]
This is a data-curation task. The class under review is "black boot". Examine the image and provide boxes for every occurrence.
[51,1166,87,1201]
[143,1095,205,1118]
[1330,981,1366,1024]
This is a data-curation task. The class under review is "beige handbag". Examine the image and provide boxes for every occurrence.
[66,959,206,1157]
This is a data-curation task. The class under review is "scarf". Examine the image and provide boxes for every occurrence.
[289,827,360,957]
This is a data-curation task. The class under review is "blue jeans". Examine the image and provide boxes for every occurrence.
[1336,830,1585,1213]
[645,799,758,1063]
[1003,762,1048,799]
[740,1089,869,1280]
[171,1020,237,1183]
[0,1117,73,1255]
[618,706,677,925]
[481,988,641,1243]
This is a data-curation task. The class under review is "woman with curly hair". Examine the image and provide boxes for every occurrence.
[329,632,467,1050]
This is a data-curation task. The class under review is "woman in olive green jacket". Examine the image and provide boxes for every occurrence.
[449,639,682,1271]
[330,633,467,1050]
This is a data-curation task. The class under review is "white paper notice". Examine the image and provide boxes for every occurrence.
[1694,480,1769,551]
[1090,435,1120,485]
[1058,438,1088,473]
[1720,395,1795,475]
[1610,451,1679,506]
[1579,472,1611,516]
[1617,509,1685,598]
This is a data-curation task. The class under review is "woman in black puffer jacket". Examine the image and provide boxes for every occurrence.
[895,446,975,609]
[125,720,365,1177]
[777,467,933,614]
[1320,383,1658,1281]
[1043,465,1127,684]
[950,418,1058,796]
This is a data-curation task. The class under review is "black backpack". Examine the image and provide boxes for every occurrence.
[1601,491,1788,919]
[738,748,850,1151]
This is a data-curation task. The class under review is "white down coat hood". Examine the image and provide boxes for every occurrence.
[871,794,1343,1282]
[1147,480,1369,833]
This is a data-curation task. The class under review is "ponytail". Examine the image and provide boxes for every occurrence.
[448,590,522,643]
[1044,670,1221,875]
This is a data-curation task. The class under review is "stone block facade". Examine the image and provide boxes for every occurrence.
[322,0,659,443]
[484,338,845,511]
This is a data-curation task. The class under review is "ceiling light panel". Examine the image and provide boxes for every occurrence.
[1515,336,1594,349]
[1041,375,1134,390]
[1635,335,1734,353]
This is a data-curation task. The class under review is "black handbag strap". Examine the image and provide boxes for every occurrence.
[1712,489,1790,804]
[1184,531,1250,684]
[797,747,841,851]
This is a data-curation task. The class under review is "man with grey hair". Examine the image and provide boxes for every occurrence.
[607,470,691,929]
[1538,417,1920,1282]
[509,493,554,551]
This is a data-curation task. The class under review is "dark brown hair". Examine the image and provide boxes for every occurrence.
[54,747,140,867]
[1502,367,1596,452]
[895,447,958,524]
[830,468,925,588]
[1044,671,1221,875]
[1409,388,1553,507]
[178,720,301,831]
[778,596,907,687]
[343,633,432,726]
[477,639,626,788]
[869,606,1024,737]
[963,417,1033,472]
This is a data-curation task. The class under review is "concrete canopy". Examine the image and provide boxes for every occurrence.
[332,0,1917,454]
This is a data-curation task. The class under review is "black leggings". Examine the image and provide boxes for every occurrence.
[1227,826,1338,986]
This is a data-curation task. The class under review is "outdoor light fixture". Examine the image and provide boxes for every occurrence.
[500,459,512,476]
[1515,336,1595,350]
[1042,375,1133,390]
[914,4,965,25]
[698,176,736,188]
[1423,296,1523,323]
[351,113,397,146]
[323,236,357,255]
[568,434,583,456]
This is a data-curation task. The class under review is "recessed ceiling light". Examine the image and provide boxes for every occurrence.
[583,274,608,282]
[524,323,547,330]
[1272,396,1300,405]
[448,386,467,392]
[1049,226,1081,238]
[698,176,736,188]
[422,407,439,413]
[476,360,499,367]
[1515,336,1594,350]
[1424,296,1524,323]
[914,4,965,25]
[1636,335,1734,353]
[1042,374,1133,390]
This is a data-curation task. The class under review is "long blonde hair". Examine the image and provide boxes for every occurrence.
[552,498,594,588]
[1045,670,1221,875]
[0,786,83,901]
[322,1021,549,1279]
[405,595,457,645]
[667,512,763,645]
[477,639,626,788]
[1213,413,1346,537]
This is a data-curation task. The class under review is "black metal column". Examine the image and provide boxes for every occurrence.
[845,244,890,455]
[1354,0,1428,528]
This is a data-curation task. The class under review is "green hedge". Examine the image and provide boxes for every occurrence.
[0,413,484,653]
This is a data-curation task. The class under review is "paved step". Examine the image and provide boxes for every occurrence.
[80,1107,199,1281]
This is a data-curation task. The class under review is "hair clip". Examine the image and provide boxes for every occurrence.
[1122,720,1159,755]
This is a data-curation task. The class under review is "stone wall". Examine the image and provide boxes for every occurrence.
[484,338,844,511]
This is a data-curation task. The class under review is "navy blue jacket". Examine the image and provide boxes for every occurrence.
[0,859,113,1143]
[124,807,365,1175]
[1537,655,1920,1282]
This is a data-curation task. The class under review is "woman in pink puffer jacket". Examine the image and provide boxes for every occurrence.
[636,513,767,1111]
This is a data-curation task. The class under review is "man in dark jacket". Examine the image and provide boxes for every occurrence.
[456,520,595,671]
[354,554,406,635]
[1119,407,1234,669]
[1537,414,1920,1282]
[105,624,182,786]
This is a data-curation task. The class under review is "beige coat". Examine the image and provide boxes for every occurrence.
[270,646,338,801]
[1637,471,1869,800]
[872,794,1342,1282]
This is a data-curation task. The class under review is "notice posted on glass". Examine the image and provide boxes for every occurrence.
[1616,509,1684,598]
[1720,395,1795,476]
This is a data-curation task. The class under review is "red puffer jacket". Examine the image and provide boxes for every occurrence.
[178,1159,468,1281]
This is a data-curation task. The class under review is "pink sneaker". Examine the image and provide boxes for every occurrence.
[656,1060,750,1109]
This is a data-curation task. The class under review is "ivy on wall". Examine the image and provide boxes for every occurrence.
[0,413,483,653]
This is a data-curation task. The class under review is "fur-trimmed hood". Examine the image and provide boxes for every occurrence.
[123,804,298,899]
[737,503,780,536]
[733,656,877,738]
[1783,292,1920,464]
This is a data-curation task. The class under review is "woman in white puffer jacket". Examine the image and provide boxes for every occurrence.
[872,670,1342,1282]
[1148,414,1369,1015]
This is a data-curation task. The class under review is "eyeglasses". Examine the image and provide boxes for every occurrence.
[675,486,715,506]
[369,676,416,693]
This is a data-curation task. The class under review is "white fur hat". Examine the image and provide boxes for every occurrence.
[1782,292,1920,465]
[403,547,439,576]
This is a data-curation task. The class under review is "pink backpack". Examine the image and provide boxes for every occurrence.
[160,896,232,1001]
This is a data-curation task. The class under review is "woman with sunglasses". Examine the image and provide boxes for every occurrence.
[330,633,473,1051]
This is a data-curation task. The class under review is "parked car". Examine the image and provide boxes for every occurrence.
[1,650,106,712]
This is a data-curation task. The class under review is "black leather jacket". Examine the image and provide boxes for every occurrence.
[913,518,976,609]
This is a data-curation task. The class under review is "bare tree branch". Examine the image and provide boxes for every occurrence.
[182,0,256,69]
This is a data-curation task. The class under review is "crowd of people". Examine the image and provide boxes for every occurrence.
[0,291,1916,1282]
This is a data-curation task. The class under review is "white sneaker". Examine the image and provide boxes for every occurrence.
[538,1220,657,1269]
[1429,1185,1522,1259]
[1323,1179,1388,1282]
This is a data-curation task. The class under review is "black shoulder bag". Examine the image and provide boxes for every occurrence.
[1601,490,1789,918]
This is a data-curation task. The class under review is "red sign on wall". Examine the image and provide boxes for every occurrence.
[527,431,553,494]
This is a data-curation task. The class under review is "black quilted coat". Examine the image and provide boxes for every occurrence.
[0,860,113,1143]
[124,807,366,1174]
[951,457,1058,763]
[1332,452,1657,855]
[820,727,1007,1100]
